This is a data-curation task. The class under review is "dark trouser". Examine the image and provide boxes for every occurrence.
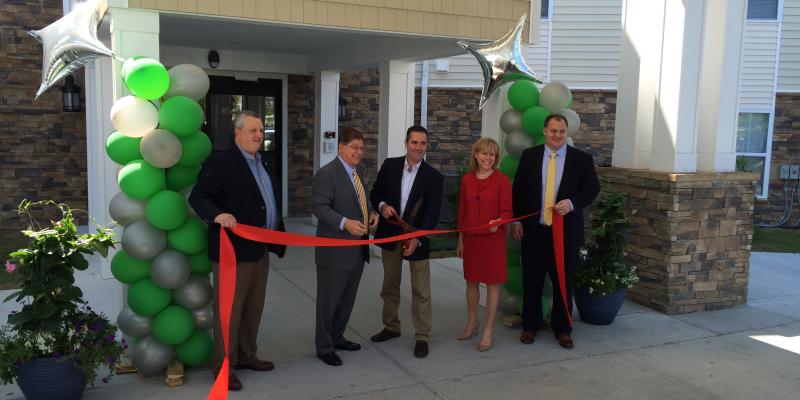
[315,260,365,355]
[521,225,575,336]
[212,251,269,369]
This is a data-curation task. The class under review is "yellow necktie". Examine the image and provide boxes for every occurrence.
[353,171,369,227]
[544,151,556,226]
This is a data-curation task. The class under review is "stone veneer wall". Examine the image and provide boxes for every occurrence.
[755,93,800,225]
[286,74,315,216]
[338,68,379,186]
[0,1,88,230]
[599,168,757,314]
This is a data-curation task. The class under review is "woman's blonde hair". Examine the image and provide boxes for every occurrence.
[468,137,501,172]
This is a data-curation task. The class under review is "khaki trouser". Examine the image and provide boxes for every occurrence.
[380,246,431,341]
[212,251,269,369]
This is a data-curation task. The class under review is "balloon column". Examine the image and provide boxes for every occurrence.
[106,59,214,375]
[499,80,581,317]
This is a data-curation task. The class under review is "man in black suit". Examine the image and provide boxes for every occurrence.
[369,125,443,358]
[189,110,286,391]
[511,114,600,349]
[312,127,378,367]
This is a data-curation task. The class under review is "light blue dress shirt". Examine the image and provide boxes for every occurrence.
[237,145,278,230]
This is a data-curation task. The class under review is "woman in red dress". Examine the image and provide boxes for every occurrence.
[456,137,512,351]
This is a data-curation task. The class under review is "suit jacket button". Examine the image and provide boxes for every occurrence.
[261,206,265,210]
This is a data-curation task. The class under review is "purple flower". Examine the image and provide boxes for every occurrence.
[106,334,115,341]
[123,344,128,349]
[120,338,126,344]
[102,378,109,384]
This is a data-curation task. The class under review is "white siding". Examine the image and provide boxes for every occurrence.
[778,0,800,92]
[415,22,550,88]
[548,0,622,89]
[740,21,780,108]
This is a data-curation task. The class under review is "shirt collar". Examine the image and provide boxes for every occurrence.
[404,157,422,173]
[337,155,355,176]
[237,144,260,162]
[545,144,567,158]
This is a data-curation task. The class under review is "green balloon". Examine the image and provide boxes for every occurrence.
[507,80,540,111]
[166,165,200,191]
[110,250,151,284]
[105,131,142,165]
[521,106,550,137]
[152,305,194,345]
[128,278,171,316]
[499,155,520,179]
[123,57,170,100]
[507,246,521,267]
[505,264,523,296]
[118,160,166,200]
[159,96,203,137]
[169,218,208,255]
[146,190,188,230]
[176,330,213,367]
[188,251,212,275]
[178,131,212,166]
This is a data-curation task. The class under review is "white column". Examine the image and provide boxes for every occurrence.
[378,60,415,166]
[85,7,159,278]
[695,0,746,172]
[481,85,508,146]
[314,70,340,172]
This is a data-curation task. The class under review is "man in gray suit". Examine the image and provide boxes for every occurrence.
[312,127,378,366]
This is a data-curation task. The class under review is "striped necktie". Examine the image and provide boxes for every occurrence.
[352,171,369,227]
[543,151,557,226]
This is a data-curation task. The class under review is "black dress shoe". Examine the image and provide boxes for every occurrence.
[370,328,401,342]
[413,340,429,358]
[317,352,342,366]
[228,374,242,391]
[334,339,362,351]
[556,333,574,349]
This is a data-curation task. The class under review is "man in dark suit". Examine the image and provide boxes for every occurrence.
[511,114,600,349]
[189,110,286,391]
[368,125,443,358]
[312,127,378,366]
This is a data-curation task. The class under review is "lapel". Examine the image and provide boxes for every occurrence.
[557,146,575,200]
[334,158,362,210]
[230,147,263,201]
[403,159,426,220]
[532,146,544,200]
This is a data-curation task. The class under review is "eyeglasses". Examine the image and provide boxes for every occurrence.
[346,144,364,152]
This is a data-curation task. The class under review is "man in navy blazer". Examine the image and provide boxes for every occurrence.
[511,114,600,349]
[369,125,443,358]
[189,111,286,391]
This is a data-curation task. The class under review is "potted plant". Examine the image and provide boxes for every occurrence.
[574,191,639,325]
[0,200,124,400]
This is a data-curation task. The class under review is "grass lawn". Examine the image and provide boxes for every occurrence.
[0,230,27,290]
[752,227,800,253]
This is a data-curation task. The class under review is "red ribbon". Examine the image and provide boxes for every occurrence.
[208,212,567,400]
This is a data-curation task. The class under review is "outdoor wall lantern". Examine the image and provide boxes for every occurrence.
[208,50,220,69]
[62,75,80,112]
[339,96,349,120]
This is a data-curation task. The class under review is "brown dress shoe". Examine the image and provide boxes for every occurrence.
[371,328,401,342]
[236,358,275,371]
[556,333,574,349]
[413,340,429,358]
[519,330,536,344]
[228,374,243,391]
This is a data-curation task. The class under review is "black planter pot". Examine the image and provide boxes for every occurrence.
[17,357,87,400]
[574,286,626,325]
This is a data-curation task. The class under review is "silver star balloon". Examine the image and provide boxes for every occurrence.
[29,0,113,99]
[458,14,544,109]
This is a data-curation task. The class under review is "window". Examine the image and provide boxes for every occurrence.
[541,0,550,19]
[736,112,772,197]
[747,0,779,20]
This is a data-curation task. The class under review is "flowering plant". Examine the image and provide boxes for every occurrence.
[575,191,640,298]
[0,200,121,384]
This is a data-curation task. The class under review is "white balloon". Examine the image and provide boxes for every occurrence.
[539,82,571,113]
[567,137,575,147]
[559,108,581,137]
[140,129,182,168]
[110,96,158,137]
[164,64,210,101]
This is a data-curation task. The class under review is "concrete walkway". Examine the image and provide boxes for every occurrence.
[1,218,798,399]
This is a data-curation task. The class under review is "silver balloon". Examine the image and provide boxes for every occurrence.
[109,191,146,227]
[499,109,523,133]
[540,82,572,113]
[498,286,519,316]
[191,303,214,331]
[29,0,113,98]
[173,276,213,310]
[458,14,544,109]
[117,306,152,338]
[164,64,210,101]
[559,108,581,137]
[504,130,535,159]
[180,185,197,217]
[122,221,167,261]
[131,335,174,376]
[567,137,575,147]
[140,129,182,168]
[150,250,191,289]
